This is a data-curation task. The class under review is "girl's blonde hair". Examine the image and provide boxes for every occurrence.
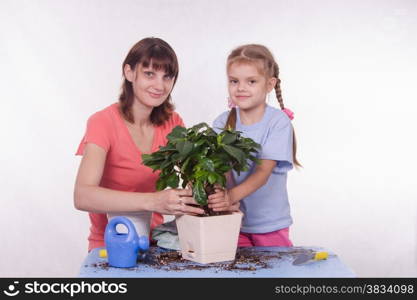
[224,44,301,167]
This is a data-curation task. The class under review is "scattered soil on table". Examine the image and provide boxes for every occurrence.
[90,247,314,272]
[90,262,110,270]
[148,249,275,271]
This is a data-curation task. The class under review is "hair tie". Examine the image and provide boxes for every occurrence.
[227,97,237,109]
[282,108,294,120]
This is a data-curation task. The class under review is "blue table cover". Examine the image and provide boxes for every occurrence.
[79,246,355,278]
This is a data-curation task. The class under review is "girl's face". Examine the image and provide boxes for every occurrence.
[124,62,175,108]
[227,62,276,111]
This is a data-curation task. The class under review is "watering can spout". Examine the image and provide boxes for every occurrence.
[138,235,149,252]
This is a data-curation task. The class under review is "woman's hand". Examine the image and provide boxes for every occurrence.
[153,189,205,216]
[207,186,237,212]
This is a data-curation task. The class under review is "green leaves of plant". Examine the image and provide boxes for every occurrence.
[193,180,207,205]
[175,140,193,159]
[141,122,261,207]
[200,158,215,172]
[208,173,217,184]
[166,173,179,189]
[221,132,237,144]
[222,145,246,165]
[167,126,187,141]
[156,178,167,191]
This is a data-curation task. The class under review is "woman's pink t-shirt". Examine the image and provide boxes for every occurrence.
[76,103,184,251]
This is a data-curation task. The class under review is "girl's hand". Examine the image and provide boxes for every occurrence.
[154,189,205,216]
[207,186,236,212]
[229,201,241,212]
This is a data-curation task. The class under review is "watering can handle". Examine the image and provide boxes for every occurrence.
[106,216,138,242]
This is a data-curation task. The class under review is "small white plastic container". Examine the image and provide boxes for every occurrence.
[107,212,152,237]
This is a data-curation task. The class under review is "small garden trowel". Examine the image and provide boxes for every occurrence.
[292,251,328,266]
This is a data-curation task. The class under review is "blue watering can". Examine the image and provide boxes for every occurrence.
[104,216,149,268]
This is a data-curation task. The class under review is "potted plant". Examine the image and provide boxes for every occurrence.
[142,123,260,263]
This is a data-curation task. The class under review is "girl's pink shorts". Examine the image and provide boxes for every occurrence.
[238,227,293,247]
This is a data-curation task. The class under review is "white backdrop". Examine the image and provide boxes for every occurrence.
[0,0,416,277]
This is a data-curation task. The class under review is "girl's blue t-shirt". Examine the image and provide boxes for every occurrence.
[212,105,294,233]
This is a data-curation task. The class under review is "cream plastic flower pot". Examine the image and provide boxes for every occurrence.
[176,211,243,264]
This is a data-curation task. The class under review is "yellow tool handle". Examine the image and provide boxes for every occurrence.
[313,251,328,261]
[99,249,108,258]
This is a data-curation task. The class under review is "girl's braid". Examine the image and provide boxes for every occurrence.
[273,62,285,110]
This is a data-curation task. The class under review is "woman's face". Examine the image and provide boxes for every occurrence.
[125,62,175,108]
[227,62,276,111]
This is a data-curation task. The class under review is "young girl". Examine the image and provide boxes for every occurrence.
[74,37,204,252]
[209,44,301,247]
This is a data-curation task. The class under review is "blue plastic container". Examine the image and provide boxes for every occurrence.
[104,216,149,268]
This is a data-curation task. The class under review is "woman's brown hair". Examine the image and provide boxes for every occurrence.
[224,44,301,167]
[119,37,179,126]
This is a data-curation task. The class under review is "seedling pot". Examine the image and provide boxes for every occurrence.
[176,212,243,264]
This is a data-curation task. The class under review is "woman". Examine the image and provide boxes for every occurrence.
[74,37,204,251]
